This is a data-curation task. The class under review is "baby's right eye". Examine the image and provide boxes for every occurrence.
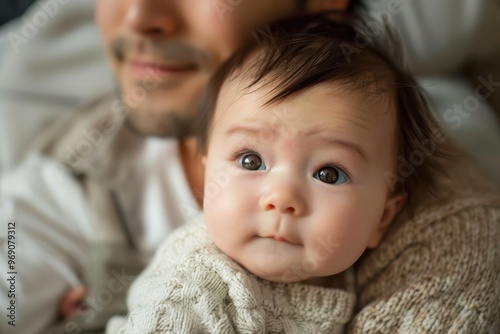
[238,153,266,171]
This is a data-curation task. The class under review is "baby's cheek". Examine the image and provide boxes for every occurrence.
[204,186,235,231]
[204,178,254,252]
[316,202,375,272]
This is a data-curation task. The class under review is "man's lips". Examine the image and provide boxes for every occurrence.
[129,60,197,76]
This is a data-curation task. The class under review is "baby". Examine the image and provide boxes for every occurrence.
[108,13,449,334]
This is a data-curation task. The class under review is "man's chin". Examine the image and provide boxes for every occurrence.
[125,108,196,138]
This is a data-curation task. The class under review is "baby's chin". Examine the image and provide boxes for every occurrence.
[240,260,312,283]
[248,266,339,287]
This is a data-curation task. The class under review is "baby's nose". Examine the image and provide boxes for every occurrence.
[259,180,307,216]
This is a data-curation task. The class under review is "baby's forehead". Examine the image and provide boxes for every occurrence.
[215,79,399,146]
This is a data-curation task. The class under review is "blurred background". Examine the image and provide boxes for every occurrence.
[0,0,115,172]
[0,0,37,26]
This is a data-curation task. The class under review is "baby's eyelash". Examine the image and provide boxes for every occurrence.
[323,163,352,181]
[230,148,258,160]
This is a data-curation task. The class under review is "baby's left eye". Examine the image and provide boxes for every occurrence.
[237,153,266,171]
[313,166,349,185]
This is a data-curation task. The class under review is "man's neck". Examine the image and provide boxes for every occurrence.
[178,138,205,207]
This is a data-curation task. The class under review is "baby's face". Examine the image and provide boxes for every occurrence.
[204,80,403,282]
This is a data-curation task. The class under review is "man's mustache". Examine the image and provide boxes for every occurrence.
[111,37,210,68]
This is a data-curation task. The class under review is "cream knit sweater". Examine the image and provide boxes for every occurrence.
[108,220,356,334]
[348,161,500,333]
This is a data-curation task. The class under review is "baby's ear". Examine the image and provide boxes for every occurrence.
[306,0,351,12]
[367,192,407,249]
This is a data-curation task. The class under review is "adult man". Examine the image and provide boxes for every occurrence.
[0,0,499,333]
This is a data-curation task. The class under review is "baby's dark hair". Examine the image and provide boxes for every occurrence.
[197,12,455,205]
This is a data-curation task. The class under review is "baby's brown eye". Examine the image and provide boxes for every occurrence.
[314,166,348,185]
[239,153,266,171]
[317,167,338,183]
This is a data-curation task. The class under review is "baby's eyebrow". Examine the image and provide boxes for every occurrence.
[315,135,368,164]
[224,125,369,164]
[302,125,369,163]
[224,125,265,138]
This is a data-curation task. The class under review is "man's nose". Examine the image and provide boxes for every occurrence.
[259,178,307,216]
[124,0,181,36]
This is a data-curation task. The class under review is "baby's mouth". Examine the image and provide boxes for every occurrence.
[263,235,301,245]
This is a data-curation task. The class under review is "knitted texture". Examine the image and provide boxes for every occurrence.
[348,161,500,333]
[115,221,356,334]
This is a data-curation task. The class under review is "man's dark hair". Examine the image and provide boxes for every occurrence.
[197,13,456,203]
